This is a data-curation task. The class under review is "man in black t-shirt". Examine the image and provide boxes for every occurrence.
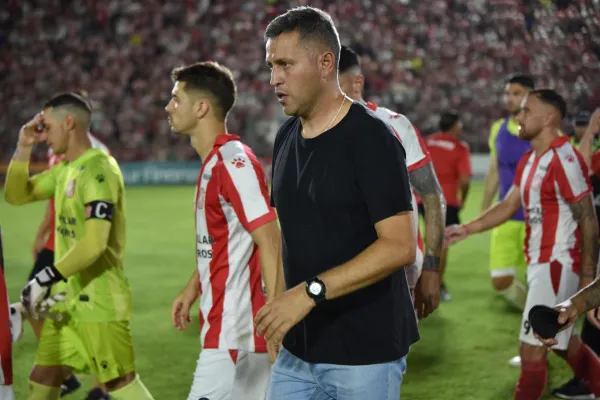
[255,6,419,400]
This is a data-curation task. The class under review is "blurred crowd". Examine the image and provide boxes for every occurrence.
[1,0,599,162]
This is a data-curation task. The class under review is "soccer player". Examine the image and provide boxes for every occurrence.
[446,90,600,400]
[420,112,472,301]
[338,44,445,318]
[29,131,109,399]
[481,75,535,312]
[551,108,600,400]
[4,92,154,400]
[0,228,15,400]
[166,62,281,400]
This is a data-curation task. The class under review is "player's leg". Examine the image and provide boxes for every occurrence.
[231,351,271,400]
[489,221,527,310]
[78,321,154,400]
[187,349,236,400]
[29,318,87,400]
[0,265,15,400]
[553,335,600,398]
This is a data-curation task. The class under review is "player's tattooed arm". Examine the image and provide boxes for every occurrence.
[409,163,447,271]
[569,194,599,285]
[578,278,600,311]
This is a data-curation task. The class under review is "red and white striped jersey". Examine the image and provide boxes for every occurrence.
[45,133,110,251]
[514,136,592,271]
[195,134,276,352]
[366,102,430,257]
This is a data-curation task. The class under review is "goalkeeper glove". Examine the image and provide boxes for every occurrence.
[21,265,65,319]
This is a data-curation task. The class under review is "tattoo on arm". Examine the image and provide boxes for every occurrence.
[569,195,599,280]
[582,278,600,311]
[409,163,447,271]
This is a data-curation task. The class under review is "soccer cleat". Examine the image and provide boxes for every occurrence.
[509,355,521,367]
[551,377,594,400]
[9,303,23,341]
[59,375,81,398]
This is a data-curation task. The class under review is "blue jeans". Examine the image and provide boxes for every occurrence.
[266,347,407,400]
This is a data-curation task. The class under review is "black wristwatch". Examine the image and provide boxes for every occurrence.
[305,277,327,304]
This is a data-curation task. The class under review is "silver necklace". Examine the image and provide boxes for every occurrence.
[324,95,346,132]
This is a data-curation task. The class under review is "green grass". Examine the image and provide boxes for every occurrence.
[1,182,575,399]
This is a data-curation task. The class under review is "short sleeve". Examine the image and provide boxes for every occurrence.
[221,154,277,233]
[513,151,531,187]
[488,120,502,158]
[553,146,592,204]
[351,117,413,225]
[387,114,430,172]
[458,143,472,177]
[80,163,119,205]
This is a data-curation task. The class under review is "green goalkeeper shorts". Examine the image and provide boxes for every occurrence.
[36,315,136,383]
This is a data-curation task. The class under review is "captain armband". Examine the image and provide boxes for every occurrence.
[85,201,114,221]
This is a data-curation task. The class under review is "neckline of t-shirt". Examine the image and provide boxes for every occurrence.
[296,102,357,146]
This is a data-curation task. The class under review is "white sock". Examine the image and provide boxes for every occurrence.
[499,280,527,310]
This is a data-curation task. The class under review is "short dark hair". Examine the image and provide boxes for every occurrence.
[265,6,341,69]
[171,61,237,121]
[339,45,360,74]
[530,89,567,120]
[439,112,460,132]
[43,92,92,115]
[505,74,535,90]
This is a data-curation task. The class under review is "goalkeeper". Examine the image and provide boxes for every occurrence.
[4,92,154,400]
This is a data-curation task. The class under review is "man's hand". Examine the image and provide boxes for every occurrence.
[255,284,315,345]
[267,339,281,363]
[533,299,580,348]
[414,270,440,320]
[18,113,47,148]
[20,266,64,319]
[444,224,469,247]
[585,109,600,137]
[171,281,200,331]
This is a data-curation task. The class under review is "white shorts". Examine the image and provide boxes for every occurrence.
[187,349,271,400]
[520,261,579,350]
[0,386,14,400]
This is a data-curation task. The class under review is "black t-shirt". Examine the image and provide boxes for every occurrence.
[270,102,419,365]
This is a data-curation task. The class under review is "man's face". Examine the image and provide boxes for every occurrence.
[42,108,69,155]
[165,81,198,135]
[266,31,323,117]
[503,83,530,115]
[515,95,546,140]
[338,70,363,102]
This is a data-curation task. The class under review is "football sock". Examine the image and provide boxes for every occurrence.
[28,381,60,400]
[514,359,547,400]
[500,280,527,310]
[567,343,600,396]
[108,375,154,400]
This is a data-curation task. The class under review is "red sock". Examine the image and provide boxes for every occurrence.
[514,360,547,400]
[567,343,600,396]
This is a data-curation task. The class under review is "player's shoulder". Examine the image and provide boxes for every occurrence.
[82,149,122,180]
[216,139,263,175]
[491,118,506,130]
[351,102,399,138]
[552,137,582,163]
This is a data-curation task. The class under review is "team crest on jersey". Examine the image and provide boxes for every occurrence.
[231,157,246,168]
[66,179,76,197]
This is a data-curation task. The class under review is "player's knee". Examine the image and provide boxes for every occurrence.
[519,342,547,361]
[492,275,514,291]
[29,365,66,387]
[103,371,136,392]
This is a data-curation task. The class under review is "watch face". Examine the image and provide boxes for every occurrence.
[309,281,322,296]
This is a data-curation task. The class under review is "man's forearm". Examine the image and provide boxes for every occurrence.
[466,199,517,235]
[54,220,110,278]
[459,182,470,206]
[319,232,416,300]
[570,196,599,284]
[186,268,200,291]
[481,166,498,211]
[258,239,285,301]
[574,277,600,311]
[35,202,53,240]
[409,163,446,271]
[4,156,38,205]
